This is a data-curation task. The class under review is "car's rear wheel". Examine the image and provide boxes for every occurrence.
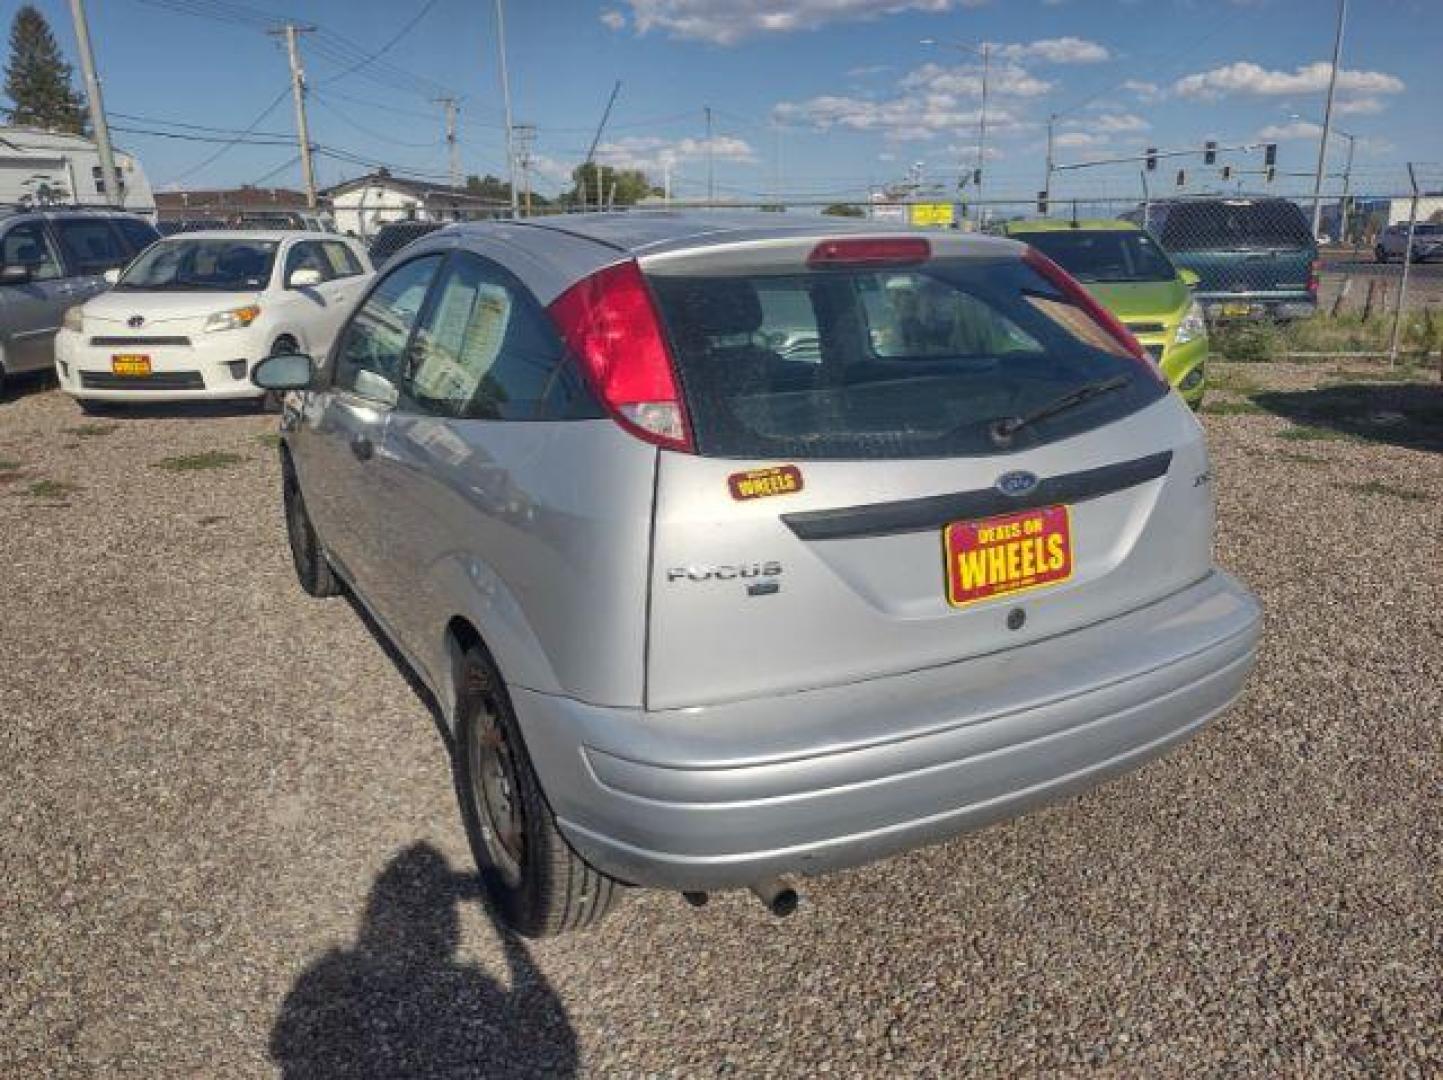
[282,458,340,597]
[1375,246,1389,264]
[454,645,621,937]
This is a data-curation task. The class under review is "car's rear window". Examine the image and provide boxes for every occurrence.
[1159,201,1314,252]
[647,257,1167,460]
[1016,229,1177,283]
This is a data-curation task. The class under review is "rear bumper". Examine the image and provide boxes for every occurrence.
[1199,295,1316,321]
[515,570,1262,890]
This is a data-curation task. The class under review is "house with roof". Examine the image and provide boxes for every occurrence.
[324,171,506,240]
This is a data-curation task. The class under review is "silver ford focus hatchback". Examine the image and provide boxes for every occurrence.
[254,213,1261,937]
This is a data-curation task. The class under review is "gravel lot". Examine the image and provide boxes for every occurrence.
[2,365,1440,1077]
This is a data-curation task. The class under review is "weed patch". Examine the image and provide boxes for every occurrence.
[1201,399,1266,416]
[153,451,247,472]
[255,433,283,449]
[64,423,118,439]
[1277,425,1355,443]
[1341,480,1429,502]
[26,479,80,498]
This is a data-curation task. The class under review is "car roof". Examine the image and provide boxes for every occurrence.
[1003,218,1141,235]
[0,207,152,224]
[449,210,1018,257]
[155,229,333,243]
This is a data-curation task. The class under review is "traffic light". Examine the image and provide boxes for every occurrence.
[1204,140,1217,165]
[1145,148,1158,171]
[1264,143,1277,167]
[1036,190,1049,215]
[1176,168,1186,188]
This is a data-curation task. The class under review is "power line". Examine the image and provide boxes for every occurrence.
[161,85,291,185]
[111,124,295,146]
[315,0,442,87]
[110,110,293,139]
[310,92,445,149]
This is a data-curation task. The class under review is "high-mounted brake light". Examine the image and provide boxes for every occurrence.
[547,260,693,452]
[1022,247,1165,383]
[807,237,931,267]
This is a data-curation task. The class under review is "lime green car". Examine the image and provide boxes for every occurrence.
[1000,219,1207,407]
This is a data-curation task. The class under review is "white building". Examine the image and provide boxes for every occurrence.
[325,172,503,240]
[0,126,155,218]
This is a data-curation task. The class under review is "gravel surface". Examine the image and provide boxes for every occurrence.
[2,367,1440,1077]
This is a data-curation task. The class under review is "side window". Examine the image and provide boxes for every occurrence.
[403,252,589,420]
[53,218,129,275]
[321,241,364,279]
[0,222,64,283]
[283,241,331,285]
[113,217,160,257]
[332,255,443,393]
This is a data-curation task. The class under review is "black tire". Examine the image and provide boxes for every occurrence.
[454,646,621,937]
[282,458,340,597]
[1375,246,1389,264]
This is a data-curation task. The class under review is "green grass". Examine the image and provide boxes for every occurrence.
[26,479,80,498]
[63,422,118,439]
[152,450,247,472]
[0,456,20,471]
[1200,398,1266,416]
[255,432,283,449]
[1208,368,1265,396]
[1211,310,1443,363]
[1276,425,1355,443]
[1341,480,1430,502]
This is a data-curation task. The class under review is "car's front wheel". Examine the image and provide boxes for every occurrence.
[454,645,621,937]
[282,458,340,597]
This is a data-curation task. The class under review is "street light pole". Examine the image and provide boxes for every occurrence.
[1044,112,1057,204]
[67,0,122,207]
[1310,0,1347,238]
[493,0,519,218]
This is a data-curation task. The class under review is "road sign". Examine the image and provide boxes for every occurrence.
[908,202,955,227]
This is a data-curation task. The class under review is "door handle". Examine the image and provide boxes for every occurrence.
[349,434,374,461]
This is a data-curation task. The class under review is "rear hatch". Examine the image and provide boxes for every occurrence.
[1156,199,1317,301]
[637,235,1212,709]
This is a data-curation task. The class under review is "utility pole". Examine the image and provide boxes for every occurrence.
[1311,0,1347,238]
[512,123,535,216]
[705,106,715,204]
[1044,112,1057,206]
[270,24,318,208]
[493,0,519,217]
[67,0,122,206]
[976,41,990,212]
[435,97,461,189]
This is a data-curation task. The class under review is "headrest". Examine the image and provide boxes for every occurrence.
[668,278,763,338]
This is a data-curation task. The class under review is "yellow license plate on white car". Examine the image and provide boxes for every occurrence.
[111,354,152,376]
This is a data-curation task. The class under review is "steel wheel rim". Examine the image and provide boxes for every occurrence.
[468,686,525,885]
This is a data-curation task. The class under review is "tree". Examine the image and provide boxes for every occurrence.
[465,173,549,209]
[822,203,864,218]
[564,162,660,208]
[3,5,89,135]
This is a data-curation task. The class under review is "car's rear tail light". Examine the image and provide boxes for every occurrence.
[1022,247,1165,383]
[1308,259,1320,295]
[547,260,693,452]
[807,237,931,267]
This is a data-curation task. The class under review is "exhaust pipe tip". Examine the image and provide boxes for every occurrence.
[748,877,800,918]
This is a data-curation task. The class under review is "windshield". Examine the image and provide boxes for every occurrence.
[116,239,278,291]
[1158,201,1314,252]
[647,257,1166,460]
[1018,230,1176,283]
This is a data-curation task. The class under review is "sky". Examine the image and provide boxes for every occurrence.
[11,0,1442,202]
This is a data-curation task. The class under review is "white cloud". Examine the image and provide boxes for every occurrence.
[1173,61,1404,100]
[900,61,1052,98]
[994,37,1109,64]
[847,64,892,78]
[1121,79,1160,101]
[1087,111,1149,134]
[599,9,627,30]
[593,134,757,173]
[772,92,1028,141]
[616,0,988,45]
[1256,120,1322,141]
[1053,130,1106,148]
[1335,96,1384,116]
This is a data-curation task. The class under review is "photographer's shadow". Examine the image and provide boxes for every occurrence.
[270,843,578,1079]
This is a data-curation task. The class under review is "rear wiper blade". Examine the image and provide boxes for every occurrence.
[989,374,1132,446]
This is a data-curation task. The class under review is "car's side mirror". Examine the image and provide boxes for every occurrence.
[1178,268,1200,288]
[103,268,122,285]
[351,368,399,407]
[288,267,324,288]
[0,263,34,285]
[251,352,315,391]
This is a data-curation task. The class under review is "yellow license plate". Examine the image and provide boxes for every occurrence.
[944,505,1074,608]
[1221,302,1252,317]
[111,354,152,376]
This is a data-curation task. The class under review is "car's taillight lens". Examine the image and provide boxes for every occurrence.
[1022,247,1165,383]
[547,259,693,452]
[1308,259,1320,295]
[808,237,931,267]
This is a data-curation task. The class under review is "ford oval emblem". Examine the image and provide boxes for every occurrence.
[127,315,145,328]
[996,470,1039,497]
